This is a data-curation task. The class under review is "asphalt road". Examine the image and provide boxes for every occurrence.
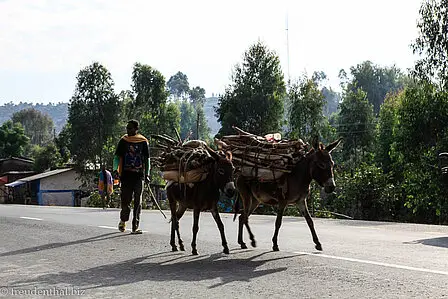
[0,204,447,298]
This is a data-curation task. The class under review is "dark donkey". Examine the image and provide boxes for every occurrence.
[235,137,342,251]
[167,148,236,255]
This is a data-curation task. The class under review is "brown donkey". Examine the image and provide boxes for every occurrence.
[235,138,342,251]
[167,150,236,255]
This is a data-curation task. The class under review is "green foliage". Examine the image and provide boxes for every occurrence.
[0,121,30,158]
[326,164,399,221]
[412,0,448,89]
[375,92,400,172]
[87,190,121,208]
[337,89,376,163]
[189,86,206,108]
[0,102,68,134]
[393,84,448,159]
[177,100,211,141]
[400,152,447,224]
[131,63,168,119]
[68,62,121,172]
[344,61,407,114]
[167,71,190,99]
[12,108,54,146]
[32,143,63,172]
[54,123,71,164]
[322,86,341,117]
[216,41,286,136]
[287,76,326,141]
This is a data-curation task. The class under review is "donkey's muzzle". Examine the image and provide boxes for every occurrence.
[224,182,236,197]
[323,178,335,193]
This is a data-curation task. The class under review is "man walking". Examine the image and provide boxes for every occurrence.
[113,119,150,234]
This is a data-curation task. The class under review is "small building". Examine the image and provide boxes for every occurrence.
[5,168,82,206]
[0,157,34,173]
[0,157,35,204]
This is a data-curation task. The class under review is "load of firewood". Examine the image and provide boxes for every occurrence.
[151,134,216,183]
[216,126,309,181]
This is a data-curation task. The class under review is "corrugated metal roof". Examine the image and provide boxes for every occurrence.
[5,180,26,187]
[19,168,73,182]
[0,157,34,163]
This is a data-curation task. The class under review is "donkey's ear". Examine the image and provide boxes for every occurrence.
[311,135,319,150]
[326,138,343,153]
[225,151,233,161]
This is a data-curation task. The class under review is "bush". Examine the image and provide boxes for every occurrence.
[324,163,398,221]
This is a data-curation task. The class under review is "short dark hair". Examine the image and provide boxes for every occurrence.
[127,119,139,129]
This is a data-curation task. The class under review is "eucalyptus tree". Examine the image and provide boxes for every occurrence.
[216,41,286,136]
[68,62,121,170]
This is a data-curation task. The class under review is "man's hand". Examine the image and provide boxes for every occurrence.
[145,175,151,184]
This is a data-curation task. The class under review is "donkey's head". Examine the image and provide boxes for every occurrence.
[207,147,236,197]
[308,137,342,193]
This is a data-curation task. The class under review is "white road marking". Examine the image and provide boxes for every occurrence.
[98,225,148,233]
[19,217,43,221]
[294,251,448,276]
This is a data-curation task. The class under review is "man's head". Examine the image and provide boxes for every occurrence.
[126,119,139,136]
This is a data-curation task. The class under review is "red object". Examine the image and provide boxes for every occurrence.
[0,176,8,184]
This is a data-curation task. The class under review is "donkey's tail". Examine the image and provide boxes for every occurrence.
[233,193,240,222]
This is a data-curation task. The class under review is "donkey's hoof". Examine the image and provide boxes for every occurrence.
[180,245,185,251]
[171,247,178,252]
[192,249,198,255]
[240,243,247,249]
[315,243,322,251]
[272,245,279,251]
[223,247,230,254]
[251,240,257,248]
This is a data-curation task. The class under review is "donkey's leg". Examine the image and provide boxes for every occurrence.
[236,180,258,249]
[272,202,287,251]
[245,199,259,248]
[238,198,258,249]
[191,208,200,255]
[175,205,187,251]
[211,207,229,254]
[298,199,322,251]
[238,214,247,249]
[169,199,178,252]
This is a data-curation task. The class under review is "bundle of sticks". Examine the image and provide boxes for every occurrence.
[151,134,215,183]
[216,126,309,181]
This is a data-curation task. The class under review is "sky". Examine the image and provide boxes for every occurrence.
[0,0,422,105]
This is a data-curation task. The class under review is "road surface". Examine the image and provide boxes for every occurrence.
[1,204,447,298]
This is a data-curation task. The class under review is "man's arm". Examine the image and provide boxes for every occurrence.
[113,138,125,175]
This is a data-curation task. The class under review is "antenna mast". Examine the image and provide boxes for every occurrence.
[286,14,290,83]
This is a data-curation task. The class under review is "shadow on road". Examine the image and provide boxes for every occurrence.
[405,237,448,248]
[12,251,303,289]
[0,232,128,257]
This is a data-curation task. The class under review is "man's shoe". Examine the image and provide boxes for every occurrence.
[131,229,142,234]
[118,221,126,232]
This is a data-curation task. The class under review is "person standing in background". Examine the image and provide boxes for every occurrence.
[98,165,113,209]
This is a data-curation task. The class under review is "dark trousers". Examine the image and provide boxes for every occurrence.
[120,177,143,230]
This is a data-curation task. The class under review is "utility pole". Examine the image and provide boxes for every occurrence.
[196,112,200,140]
[286,14,290,84]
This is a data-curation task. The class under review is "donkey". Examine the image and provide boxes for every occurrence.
[235,137,342,252]
[167,149,236,255]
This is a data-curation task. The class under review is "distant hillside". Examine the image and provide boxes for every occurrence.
[0,98,221,137]
[203,97,221,137]
[0,102,68,133]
